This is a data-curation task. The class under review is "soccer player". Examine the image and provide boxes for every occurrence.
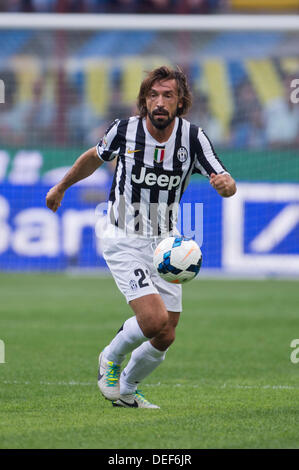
[46,66,236,408]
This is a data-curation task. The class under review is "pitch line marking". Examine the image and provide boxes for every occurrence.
[2,380,299,390]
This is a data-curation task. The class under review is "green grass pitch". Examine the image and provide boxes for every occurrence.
[0,273,299,449]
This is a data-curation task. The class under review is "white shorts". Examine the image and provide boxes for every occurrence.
[100,222,182,312]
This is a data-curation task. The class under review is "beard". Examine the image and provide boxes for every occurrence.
[148,109,175,130]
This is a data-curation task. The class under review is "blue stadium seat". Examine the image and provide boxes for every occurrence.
[200,32,283,59]
[227,61,248,87]
[75,31,156,58]
[0,30,33,60]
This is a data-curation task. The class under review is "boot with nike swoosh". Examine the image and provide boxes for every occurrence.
[112,390,160,409]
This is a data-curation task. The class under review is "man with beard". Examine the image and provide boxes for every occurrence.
[46,66,236,408]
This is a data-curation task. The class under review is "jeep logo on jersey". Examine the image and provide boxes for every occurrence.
[131,166,182,190]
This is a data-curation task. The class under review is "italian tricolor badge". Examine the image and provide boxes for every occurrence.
[154,146,165,163]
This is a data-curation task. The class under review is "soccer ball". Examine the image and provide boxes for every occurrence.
[153,236,202,284]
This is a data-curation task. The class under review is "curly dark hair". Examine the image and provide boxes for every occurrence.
[137,66,192,118]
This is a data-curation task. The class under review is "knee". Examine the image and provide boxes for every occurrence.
[139,307,168,338]
[160,327,176,349]
[130,294,169,339]
[151,324,176,351]
[164,329,176,347]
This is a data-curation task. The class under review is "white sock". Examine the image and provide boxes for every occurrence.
[120,341,167,395]
[103,316,147,365]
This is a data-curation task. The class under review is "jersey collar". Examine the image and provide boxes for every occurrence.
[142,116,179,146]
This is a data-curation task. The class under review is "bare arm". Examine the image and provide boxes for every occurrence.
[209,172,237,198]
[46,146,103,212]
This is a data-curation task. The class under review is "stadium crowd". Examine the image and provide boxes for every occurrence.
[0,0,230,14]
[0,0,298,150]
[0,66,298,151]
[1,0,299,13]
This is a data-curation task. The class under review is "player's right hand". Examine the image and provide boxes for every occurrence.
[46,185,65,212]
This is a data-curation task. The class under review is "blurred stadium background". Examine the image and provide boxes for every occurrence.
[1,0,299,451]
[0,0,298,276]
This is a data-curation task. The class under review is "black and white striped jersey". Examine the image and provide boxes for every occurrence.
[96,115,228,237]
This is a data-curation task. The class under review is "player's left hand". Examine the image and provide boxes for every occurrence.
[209,173,236,197]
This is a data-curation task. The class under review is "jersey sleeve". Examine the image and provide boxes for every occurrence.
[96,119,121,162]
[192,127,229,177]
